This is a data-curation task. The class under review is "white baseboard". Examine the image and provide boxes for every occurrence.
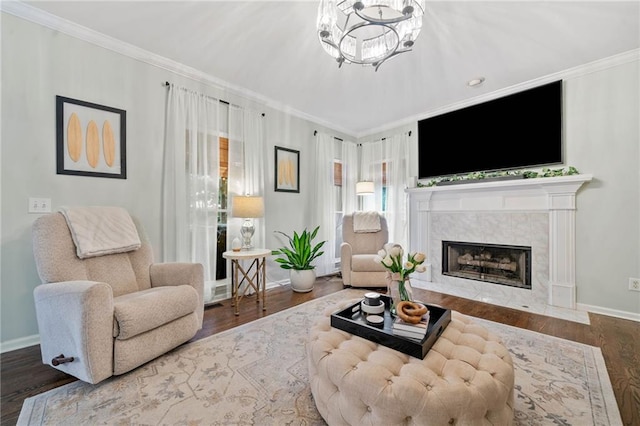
[1,334,40,354]
[412,279,639,323]
[577,303,640,323]
[268,279,290,287]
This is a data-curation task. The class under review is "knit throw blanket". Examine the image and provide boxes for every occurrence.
[353,211,381,233]
[60,206,141,259]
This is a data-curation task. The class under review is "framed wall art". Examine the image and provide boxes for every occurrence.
[274,146,299,193]
[56,95,127,179]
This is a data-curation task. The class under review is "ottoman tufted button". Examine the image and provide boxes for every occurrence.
[448,418,455,424]
[366,406,372,412]
[425,384,432,391]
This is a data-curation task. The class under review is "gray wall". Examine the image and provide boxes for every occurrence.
[564,61,639,315]
[0,13,347,348]
[1,12,638,350]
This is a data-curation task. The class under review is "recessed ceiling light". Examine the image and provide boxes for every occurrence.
[467,77,485,87]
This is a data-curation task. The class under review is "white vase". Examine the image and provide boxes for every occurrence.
[290,269,316,293]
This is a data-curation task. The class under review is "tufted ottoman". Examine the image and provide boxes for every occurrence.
[307,299,515,425]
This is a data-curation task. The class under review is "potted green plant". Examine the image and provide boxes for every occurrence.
[273,226,326,293]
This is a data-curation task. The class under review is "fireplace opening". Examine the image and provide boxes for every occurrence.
[442,241,532,289]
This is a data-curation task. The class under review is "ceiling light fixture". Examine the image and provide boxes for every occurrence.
[467,77,486,87]
[317,0,426,71]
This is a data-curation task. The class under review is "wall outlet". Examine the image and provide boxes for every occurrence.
[28,197,51,214]
[629,278,640,292]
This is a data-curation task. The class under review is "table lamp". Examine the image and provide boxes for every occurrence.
[356,181,375,195]
[231,195,264,250]
[356,181,374,210]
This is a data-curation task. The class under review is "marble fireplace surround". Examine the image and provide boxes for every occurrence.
[407,174,592,322]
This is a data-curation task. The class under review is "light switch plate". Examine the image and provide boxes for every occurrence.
[28,198,51,214]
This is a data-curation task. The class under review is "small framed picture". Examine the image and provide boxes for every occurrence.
[56,95,127,179]
[274,146,300,193]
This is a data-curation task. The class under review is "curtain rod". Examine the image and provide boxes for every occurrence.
[312,130,343,141]
[358,131,413,145]
[316,130,413,145]
[164,81,265,117]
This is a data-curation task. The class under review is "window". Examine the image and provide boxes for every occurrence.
[216,137,229,281]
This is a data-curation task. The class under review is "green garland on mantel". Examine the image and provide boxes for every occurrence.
[418,166,580,188]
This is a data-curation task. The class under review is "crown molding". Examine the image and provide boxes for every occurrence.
[0,0,356,138]
[2,1,636,140]
[359,48,639,139]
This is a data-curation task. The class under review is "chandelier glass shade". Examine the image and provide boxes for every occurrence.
[317,0,426,71]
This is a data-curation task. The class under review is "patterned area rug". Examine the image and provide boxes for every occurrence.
[18,289,621,425]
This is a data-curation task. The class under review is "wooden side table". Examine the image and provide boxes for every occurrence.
[222,249,271,316]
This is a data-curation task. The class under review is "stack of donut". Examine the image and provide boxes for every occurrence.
[396,301,428,324]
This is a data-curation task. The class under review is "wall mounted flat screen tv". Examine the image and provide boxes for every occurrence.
[418,80,563,179]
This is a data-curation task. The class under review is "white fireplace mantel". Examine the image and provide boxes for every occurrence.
[407,174,592,309]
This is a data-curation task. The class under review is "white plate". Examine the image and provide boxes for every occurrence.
[366,315,384,325]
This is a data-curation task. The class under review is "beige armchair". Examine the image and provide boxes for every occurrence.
[340,212,390,287]
[31,208,204,384]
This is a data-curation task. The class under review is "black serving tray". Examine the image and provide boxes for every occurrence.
[330,295,451,359]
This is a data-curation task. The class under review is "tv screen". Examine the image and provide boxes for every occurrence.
[417,80,563,179]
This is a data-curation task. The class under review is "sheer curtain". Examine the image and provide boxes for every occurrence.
[227,106,265,249]
[311,131,336,276]
[359,133,411,247]
[162,85,220,297]
[384,132,411,248]
[342,141,358,215]
[360,140,384,212]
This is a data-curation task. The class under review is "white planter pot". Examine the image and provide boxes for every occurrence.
[290,269,316,293]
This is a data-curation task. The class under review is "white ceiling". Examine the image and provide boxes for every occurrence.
[16,1,640,137]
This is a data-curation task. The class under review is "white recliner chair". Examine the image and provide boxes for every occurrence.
[340,212,390,287]
[31,206,204,384]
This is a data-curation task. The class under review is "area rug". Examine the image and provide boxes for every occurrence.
[18,289,621,425]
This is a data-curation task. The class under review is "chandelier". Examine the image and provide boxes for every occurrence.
[317,0,426,71]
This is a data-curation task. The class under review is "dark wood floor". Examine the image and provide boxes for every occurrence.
[2,276,639,425]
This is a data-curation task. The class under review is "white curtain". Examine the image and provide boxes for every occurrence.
[162,85,220,289]
[360,140,384,212]
[311,131,337,276]
[227,106,265,249]
[243,109,266,247]
[227,105,244,250]
[342,141,358,215]
[384,133,411,248]
[359,133,411,247]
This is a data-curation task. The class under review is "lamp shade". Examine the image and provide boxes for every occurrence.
[232,196,264,218]
[356,181,375,195]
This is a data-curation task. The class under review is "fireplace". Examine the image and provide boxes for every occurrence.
[442,241,532,289]
[407,174,592,309]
